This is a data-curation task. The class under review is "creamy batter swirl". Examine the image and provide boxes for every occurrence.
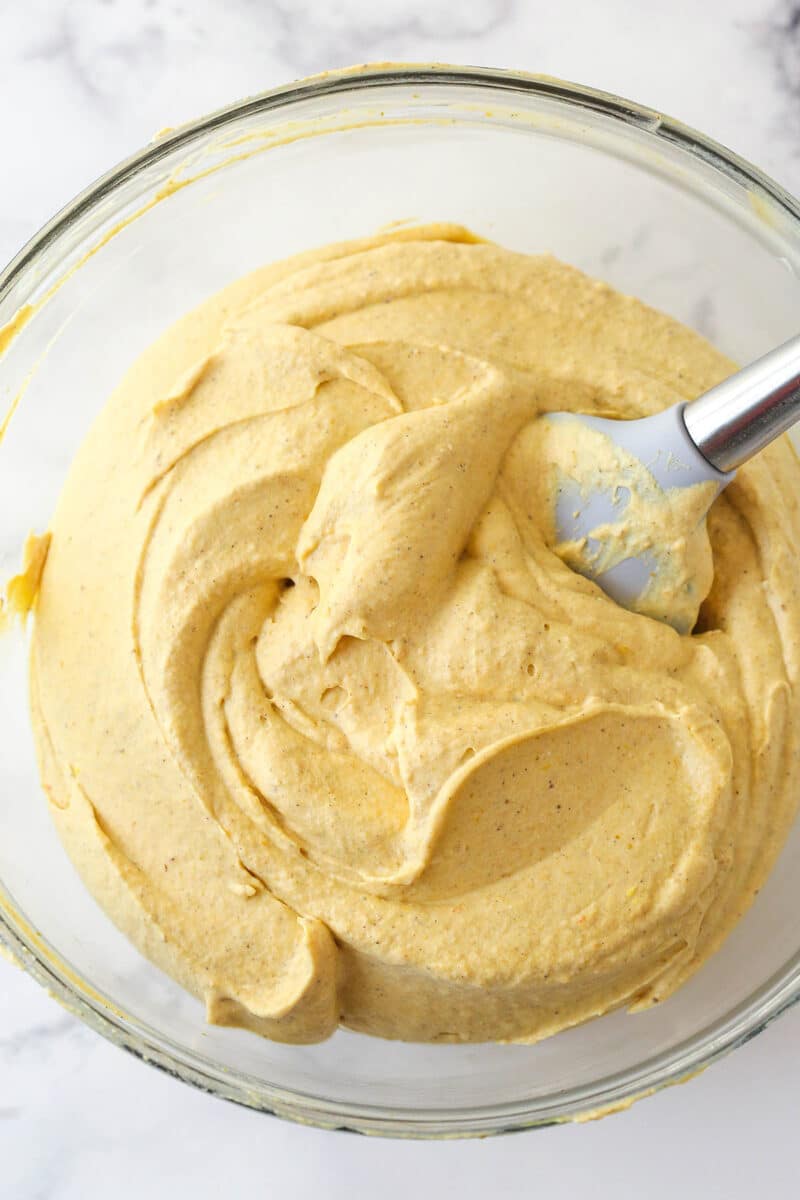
[30,225,800,1043]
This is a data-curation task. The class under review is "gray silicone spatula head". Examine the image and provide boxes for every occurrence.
[546,333,800,632]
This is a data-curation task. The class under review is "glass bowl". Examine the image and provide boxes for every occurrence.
[2,64,800,1139]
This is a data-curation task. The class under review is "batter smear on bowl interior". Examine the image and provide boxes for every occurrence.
[28,224,800,1043]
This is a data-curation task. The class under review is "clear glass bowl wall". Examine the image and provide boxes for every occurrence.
[1,67,799,1137]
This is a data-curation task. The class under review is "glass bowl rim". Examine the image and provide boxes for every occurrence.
[2,62,800,1138]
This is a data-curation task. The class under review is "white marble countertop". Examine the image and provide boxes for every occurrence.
[2,1,800,1195]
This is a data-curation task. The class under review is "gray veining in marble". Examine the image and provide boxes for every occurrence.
[2,2,800,1197]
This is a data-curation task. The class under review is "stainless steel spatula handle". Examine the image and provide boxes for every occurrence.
[683,333,800,473]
